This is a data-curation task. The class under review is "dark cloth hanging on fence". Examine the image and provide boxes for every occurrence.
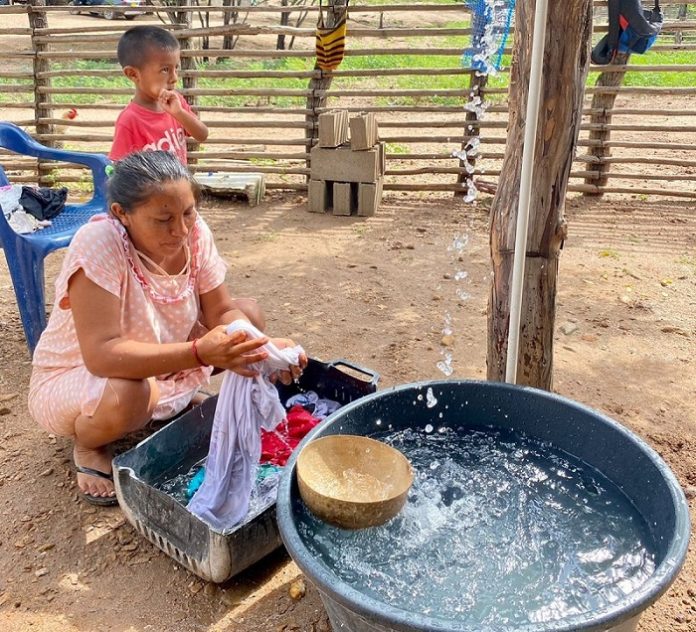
[19,186,68,221]
[592,0,662,65]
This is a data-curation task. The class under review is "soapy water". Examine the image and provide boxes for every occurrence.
[156,459,283,523]
[297,426,656,627]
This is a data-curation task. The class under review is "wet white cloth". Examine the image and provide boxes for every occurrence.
[187,319,304,531]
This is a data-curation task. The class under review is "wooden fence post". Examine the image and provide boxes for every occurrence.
[305,0,347,180]
[675,4,688,45]
[455,72,487,197]
[28,0,52,185]
[175,0,200,164]
[583,51,630,195]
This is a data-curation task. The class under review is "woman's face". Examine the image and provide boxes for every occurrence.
[112,178,197,263]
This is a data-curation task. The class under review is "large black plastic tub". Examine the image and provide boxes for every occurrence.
[113,358,378,583]
[277,380,691,632]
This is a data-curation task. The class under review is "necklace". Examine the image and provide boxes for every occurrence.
[110,216,200,305]
[134,244,191,278]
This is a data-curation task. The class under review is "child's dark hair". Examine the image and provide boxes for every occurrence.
[109,151,197,213]
[117,25,179,68]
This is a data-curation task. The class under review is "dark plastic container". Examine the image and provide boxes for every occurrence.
[277,380,691,632]
[113,358,379,583]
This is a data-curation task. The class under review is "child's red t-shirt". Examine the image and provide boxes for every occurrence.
[109,94,194,164]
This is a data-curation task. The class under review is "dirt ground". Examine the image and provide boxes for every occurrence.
[0,190,694,631]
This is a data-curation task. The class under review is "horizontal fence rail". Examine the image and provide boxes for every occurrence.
[1,0,695,199]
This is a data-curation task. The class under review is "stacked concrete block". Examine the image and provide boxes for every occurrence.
[349,112,379,151]
[318,110,349,148]
[309,110,384,216]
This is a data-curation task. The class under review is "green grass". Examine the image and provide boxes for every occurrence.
[588,49,696,88]
[2,31,695,110]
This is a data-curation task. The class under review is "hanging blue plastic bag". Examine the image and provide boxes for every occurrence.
[461,0,516,74]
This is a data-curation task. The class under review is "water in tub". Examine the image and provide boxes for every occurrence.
[297,421,657,626]
[156,459,283,524]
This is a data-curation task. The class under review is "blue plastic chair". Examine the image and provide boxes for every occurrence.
[0,122,110,354]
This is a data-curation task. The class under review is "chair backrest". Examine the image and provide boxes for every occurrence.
[0,123,40,157]
[0,122,111,217]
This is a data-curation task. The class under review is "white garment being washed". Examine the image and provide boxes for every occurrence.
[187,320,304,531]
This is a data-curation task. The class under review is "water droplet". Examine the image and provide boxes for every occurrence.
[424,424,434,433]
[426,388,438,408]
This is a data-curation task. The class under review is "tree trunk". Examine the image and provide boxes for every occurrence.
[277,0,289,50]
[487,0,593,389]
[222,0,239,52]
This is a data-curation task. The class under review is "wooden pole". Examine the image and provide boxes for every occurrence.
[305,0,347,174]
[675,4,688,44]
[28,0,52,185]
[222,0,240,52]
[455,71,488,197]
[487,0,593,389]
[175,0,199,164]
[583,51,630,195]
[277,0,289,49]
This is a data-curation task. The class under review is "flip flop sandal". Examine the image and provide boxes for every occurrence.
[75,465,119,507]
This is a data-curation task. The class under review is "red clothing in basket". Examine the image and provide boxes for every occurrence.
[260,405,321,466]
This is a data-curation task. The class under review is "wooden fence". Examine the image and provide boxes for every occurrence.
[1,0,695,199]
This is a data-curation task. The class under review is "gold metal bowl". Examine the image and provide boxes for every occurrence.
[297,435,413,530]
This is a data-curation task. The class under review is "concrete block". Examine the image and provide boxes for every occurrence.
[308,179,328,213]
[349,112,379,150]
[332,182,353,216]
[194,172,265,206]
[318,110,349,148]
[358,177,383,217]
[310,145,380,183]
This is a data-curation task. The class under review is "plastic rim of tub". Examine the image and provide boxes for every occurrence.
[277,380,691,632]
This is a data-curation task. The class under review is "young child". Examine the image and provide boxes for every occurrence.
[29,151,304,506]
[109,25,208,164]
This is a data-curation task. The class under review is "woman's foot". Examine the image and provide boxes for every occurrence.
[73,444,116,503]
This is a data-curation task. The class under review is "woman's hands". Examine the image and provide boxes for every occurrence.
[270,337,308,385]
[194,330,307,382]
[195,326,269,377]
